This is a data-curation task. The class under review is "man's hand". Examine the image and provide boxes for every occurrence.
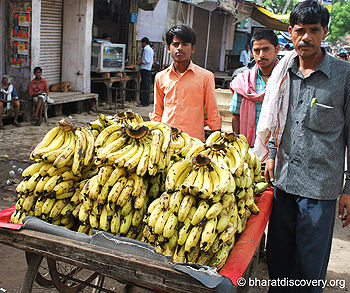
[339,193,350,228]
[136,60,142,66]
[265,158,275,186]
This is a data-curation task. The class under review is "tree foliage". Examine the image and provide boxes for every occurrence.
[262,0,299,14]
[328,0,350,43]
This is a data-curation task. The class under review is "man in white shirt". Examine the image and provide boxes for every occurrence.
[137,37,154,106]
[240,45,251,67]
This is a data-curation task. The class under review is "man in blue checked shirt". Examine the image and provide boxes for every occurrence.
[230,29,280,147]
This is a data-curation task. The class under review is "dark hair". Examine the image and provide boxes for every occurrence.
[102,33,111,39]
[290,0,329,28]
[251,29,278,47]
[33,66,42,73]
[141,37,150,44]
[165,25,196,47]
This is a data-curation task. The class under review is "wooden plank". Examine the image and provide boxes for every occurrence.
[0,228,214,293]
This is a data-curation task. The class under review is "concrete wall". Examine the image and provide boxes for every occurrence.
[61,0,94,93]
[0,0,4,76]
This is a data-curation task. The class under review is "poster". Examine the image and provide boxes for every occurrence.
[9,2,31,67]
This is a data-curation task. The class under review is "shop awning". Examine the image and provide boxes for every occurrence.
[181,0,236,15]
[250,4,289,31]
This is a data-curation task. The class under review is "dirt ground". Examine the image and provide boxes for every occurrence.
[0,104,349,292]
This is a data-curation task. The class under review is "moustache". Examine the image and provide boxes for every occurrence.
[298,41,314,49]
[258,58,268,62]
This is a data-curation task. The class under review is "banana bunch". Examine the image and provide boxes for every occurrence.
[11,164,90,227]
[94,121,172,176]
[30,119,95,176]
[168,128,197,162]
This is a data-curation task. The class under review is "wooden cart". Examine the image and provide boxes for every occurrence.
[0,189,273,293]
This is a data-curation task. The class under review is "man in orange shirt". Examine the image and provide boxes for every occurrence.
[149,25,222,141]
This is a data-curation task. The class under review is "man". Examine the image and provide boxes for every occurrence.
[239,45,251,67]
[255,1,350,292]
[29,67,49,126]
[149,24,221,141]
[230,29,280,147]
[0,75,21,129]
[137,37,154,107]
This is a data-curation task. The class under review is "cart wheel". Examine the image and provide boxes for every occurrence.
[47,257,100,293]
[25,252,55,288]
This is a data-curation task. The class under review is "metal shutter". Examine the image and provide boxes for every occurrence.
[40,0,63,85]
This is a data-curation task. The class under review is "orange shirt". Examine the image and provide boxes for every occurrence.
[29,78,49,97]
[149,61,222,141]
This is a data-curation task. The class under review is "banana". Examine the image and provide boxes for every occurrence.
[168,190,184,214]
[107,176,127,206]
[95,124,124,148]
[149,129,163,165]
[115,141,140,168]
[71,202,82,218]
[205,202,224,220]
[178,132,193,158]
[168,230,179,251]
[78,203,90,223]
[22,193,37,212]
[219,222,236,244]
[154,209,171,235]
[34,129,66,158]
[132,204,145,227]
[191,200,210,226]
[177,206,197,245]
[178,195,196,222]
[205,130,222,144]
[80,127,95,166]
[136,139,151,176]
[148,204,163,228]
[97,167,126,206]
[163,212,178,238]
[158,192,171,209]
[49,199,69,220]
[245,187,255,207]
[97,135,128,161]
[150,123,172,153]
[59,201,75,217]
[185,143,206,160]
[16,180,28,195]
[124,142,144,172]
[249,202,260,215]
[51,180,74,197]
[147,198,161,214]
[110,208,122,234]
[77,224,91,234]
[41,131,71,162]
[46,165,71,177]
[147,181,160,199]
[41,197,57,216]
[41,174,60,196]
[55,188,75,200]
[172,245,186,263]
[200,217,218,252]
[71,129,86,175]
[165,159,191,192]
[197,251,214,266]
[30,127,61,160]
[228,145,244,176]
[210,242,233,269]
[116,178,134,207]
[210,160,231,196]
[120,196,133,216]
[197,166,214,199]
[34,196,46,217]
[34,175,51,196]
[174,165,192,191]
[119,212,133,235]
[170,134,185,150]
[184,225,203,252]
[99,204,110,232]
[24,172,42,194]
[189,167,204,196]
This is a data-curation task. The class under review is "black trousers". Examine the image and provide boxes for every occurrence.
[140,69,151,106]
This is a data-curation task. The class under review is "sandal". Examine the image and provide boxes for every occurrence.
[0,125,4,130]
[13,122,21,127]
[35,120,42,126]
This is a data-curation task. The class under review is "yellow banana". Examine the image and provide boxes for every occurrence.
[110,208,121,234]
[120,196,133,216]
[197,251,214,266]
[115,141,140,168]
[228,145,244,176]
[119,212,133,235]
[206,202,224,220]
[30,127,61,160]
[205,130,222,144]
[80,127,95,166]
[210,242,233,269]
[179,132,193,158]
[168,190,184,214]
[41,131,72,162]
[172,245,186,263]
[41,197,57,216]
[181,168,198,195]
[189,167,204,196]
[34,175,52,196]
[51,180,74,197]
[191,200,210,226]
[184,225,203,252]
[150,122,172,153]
[124,142,144,172]
[148,204,163,227]
[78,203,90,223]
[177,206,197,245]
[116,178,134,207]
[71,129,86,175]
[55,188,75,200]
[72,202,83,218]
[163,212,178,239]
[25,172,42,193]
[149,129,163,166]
[59,201,75,218]
[136,139,151,176]
[49,199,69,220]
[187,243,200,263]
[185,143,206,160]
[219,222,236,244]
[107,176,127,205]
[133,183,147,210]
[34,129,66,158]
[95,124,124,148]
[154,209,171,235]
[22,193,37,213]
[97,135,128,161]
[34,196,46,217]
[200,216,218,252]
[165,159,191,192]
[178,195,196,222]
[99,204,110,231]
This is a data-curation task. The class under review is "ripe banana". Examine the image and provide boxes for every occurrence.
[49,199,69,220]
[51,180,74,197]
[165,159,191,192]
[205,202,224,220]
[168,190,184,214]
[30,127,61,160]
[149,129,163,166]
[184,225,203,252]
[71,129,86,175]
[178,195,196,222]
[200,216,218,252]
[120,212,133,235]
[107,176,127,206]
[163,212,178,239]
[95,124,124,148]
[191,200,210,226]
[136,139,151,176]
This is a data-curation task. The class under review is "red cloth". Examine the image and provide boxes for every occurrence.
[0,205,22,230]
[29,77,49,97]
[219,188,273,285]
[230,65,265,147]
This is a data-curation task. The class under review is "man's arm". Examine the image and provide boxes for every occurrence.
[149,74,164,122]
[232,114,240,134]
[339,88,350,228]
[203,73,222,131]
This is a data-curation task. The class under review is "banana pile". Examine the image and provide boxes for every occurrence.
[10,111,267,272]
[141,131,264,269]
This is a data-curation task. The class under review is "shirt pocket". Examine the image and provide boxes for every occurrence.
[304,102,336,133]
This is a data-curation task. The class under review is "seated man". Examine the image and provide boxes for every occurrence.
[0,75,21,129]
[29,66,49,126]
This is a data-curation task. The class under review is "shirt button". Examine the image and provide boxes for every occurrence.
[296,121,299,124]
[298,100,303,105]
